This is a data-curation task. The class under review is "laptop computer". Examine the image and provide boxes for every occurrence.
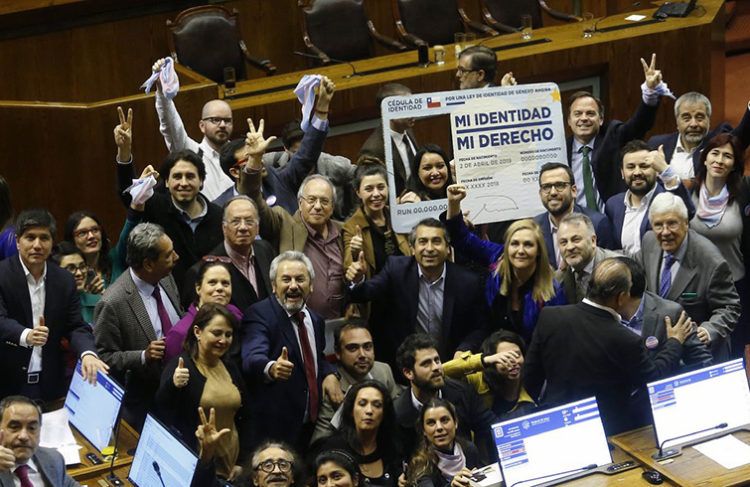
[128,414,199,487]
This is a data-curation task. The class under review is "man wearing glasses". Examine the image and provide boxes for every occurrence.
[533,162,614,269]
[456,45,516,90]
[152,57,235,201]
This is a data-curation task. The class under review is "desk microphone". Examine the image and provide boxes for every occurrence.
[293,51,360,78]
[509,464,597,487]
[153,460,167,487]
[106,369,131,486]
[652,422,728,460]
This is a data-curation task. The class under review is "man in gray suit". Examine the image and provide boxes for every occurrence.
[0,395,78,486]
[640,192,740,361]
[310,322,402,445]
[556,213,621,303]
[617,257,712,370]
[94,223,183,428]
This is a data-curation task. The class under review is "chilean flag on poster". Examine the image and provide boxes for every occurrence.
[426,96,442,108]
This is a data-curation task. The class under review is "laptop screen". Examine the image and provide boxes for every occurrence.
[648,358,750,450]
[128,414,198,487]
[494,397,612,486]
[63,362,124,452]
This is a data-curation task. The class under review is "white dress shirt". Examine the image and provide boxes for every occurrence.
[417,264,446,338]
[18,258,45,374]
[13,458,43,487]
[668,136,697,180]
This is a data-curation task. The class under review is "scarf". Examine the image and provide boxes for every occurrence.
[436,442,466,480]
[696,183,729,228]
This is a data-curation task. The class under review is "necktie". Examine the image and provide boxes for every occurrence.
[580,146,597,209]
[151,286,173,336]
[15,465,33,487]
[404,134,416,164]
[575,270,588,302]
[659,254,677,298]
[294,311,319,422]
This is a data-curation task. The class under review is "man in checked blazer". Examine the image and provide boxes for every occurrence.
[94,223,183,429]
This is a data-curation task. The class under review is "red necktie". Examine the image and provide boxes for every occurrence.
[15,465,33,487]
[151,285,173,335]
[294,311,319,422]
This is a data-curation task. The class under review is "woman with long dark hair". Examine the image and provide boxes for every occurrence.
[314,450,365,487]
[399,144,454,203]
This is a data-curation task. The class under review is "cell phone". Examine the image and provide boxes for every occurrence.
[468,472,486,482]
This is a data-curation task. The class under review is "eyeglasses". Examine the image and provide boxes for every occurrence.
[73,226,101,239]
[652,220,683,233]
[202,117,233,126]
[255,459,293,473]
[225,218,257,228]
[64,263,88,274]
[539,182,571,194]
[202,255,232,264]
[456,66,478,75]
[300,196,332,208]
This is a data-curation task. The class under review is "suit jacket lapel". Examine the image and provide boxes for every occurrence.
[441,265,456,346]
[668,257,697,301]
[273,299,304,364]
[639,293,660,338]
[292,213,309,252]
[407,261,420,326]
[124,272,157,342]
[646,239,662,293]
[10,258,34,328]
[538,216,556,266]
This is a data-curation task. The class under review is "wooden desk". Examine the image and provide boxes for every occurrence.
[610,426,750,486]
[67,419,139,483]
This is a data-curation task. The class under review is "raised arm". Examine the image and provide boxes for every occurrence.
[152,57,200,153]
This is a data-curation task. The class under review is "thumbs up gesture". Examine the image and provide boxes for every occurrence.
[0,430,15,472]
[27,316,49,347]
[346,250,367,283]
[350,225,364,261]
[270,346,294,381]
[173,357,190,388]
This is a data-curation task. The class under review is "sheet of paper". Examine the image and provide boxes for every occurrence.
[693,434,750,469]
[625,14,647,21]
[40,408,81,465]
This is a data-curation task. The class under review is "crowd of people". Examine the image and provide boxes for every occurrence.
[0,45,749,487]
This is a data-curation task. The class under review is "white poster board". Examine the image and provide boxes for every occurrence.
[383,83,567,233]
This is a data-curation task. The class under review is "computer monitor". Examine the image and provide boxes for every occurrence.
[63,361,124,452]
[494,397,612,487]
[648,358,750,452]
[128,414,199,487]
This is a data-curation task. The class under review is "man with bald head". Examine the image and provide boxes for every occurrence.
[152,58,235,200]
[525,256,693,434]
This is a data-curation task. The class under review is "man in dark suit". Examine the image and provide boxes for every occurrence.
[0,209,106,404]
[181,196,275,311]
[534,162,614,268]
[555,213,621,303]
[647,92,750,182]
[525,257,693,435]
[455,45,516,89]
[0,396,78,486]
[346,218,490,365]
[393,334,498,462]
[241,251,341,449]
[640,193,741,361]
[94,222,183,428]
[617,256,712,370]
[565,54,666,211]
[359,83,418,196]
[605,140,694,254]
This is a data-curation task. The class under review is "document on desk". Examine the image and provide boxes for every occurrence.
[40,408,81,465]
[693,434,750,469]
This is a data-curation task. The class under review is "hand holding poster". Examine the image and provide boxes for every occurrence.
[383,83,566,233]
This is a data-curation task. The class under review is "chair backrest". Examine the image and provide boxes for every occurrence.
[396,0,464,46]
[167,5,246,82]
[481,0,542,28]
[303,0,373,61]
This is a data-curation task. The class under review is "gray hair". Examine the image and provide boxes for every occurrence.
[674,91,712,119]
[297,174,337,204]
[222,195,258,221]
[588,258,631,302]
[269,251,315,282]
[559,212,595,236]
[648,192,688,223]
[126,222,167,269]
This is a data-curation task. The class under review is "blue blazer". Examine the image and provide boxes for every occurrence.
[604,181,695,250]
[534,204,615,267]
[647,106,750,174]
[442,213,567,343]
[241,297,335,445]
[0,257,96,400]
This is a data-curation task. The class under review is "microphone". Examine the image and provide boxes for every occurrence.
[105,369,131,486]
[652,422,728,460]
[293,51,360,78]
[153,460,167,487]
[509,464,597,487]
